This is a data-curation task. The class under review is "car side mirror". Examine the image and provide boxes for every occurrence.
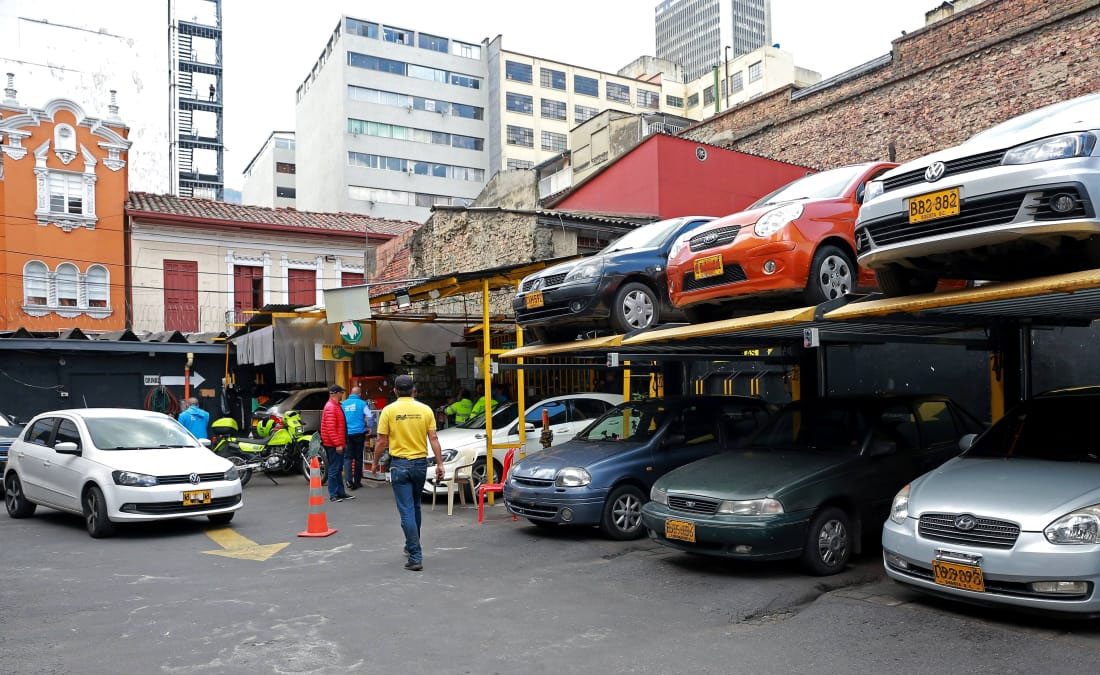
[665,432,686,447]
[856,183,867,203]
[958,433,977,452]
[524,423,537,433]
[199,438,212,448]
[54,441,81,455]
[869,439,897,457]
[7,415,21,425]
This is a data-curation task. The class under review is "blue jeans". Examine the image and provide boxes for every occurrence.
[389,457,428,563]
[344,433,366,486]
[325,446,347,498]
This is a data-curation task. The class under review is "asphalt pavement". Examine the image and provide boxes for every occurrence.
[2,476,1099,674]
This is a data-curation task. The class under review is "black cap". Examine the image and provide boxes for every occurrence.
[329,384,346,394]
[394,374,414,393]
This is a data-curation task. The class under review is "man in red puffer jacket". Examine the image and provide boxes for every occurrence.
[320,385,353,502]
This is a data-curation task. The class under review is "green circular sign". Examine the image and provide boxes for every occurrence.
[339,320,364,345]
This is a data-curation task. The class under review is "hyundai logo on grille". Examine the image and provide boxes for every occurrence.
[924,161,946,182]
[189,473,201,485]
[702,233,718,244]
[954,514,977,531]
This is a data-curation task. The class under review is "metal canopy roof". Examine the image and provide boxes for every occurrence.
[500,268,1100,360]
[371,256,583,306]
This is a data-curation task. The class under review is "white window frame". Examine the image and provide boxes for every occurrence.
[33,140,98,231]
[21,260,112,319]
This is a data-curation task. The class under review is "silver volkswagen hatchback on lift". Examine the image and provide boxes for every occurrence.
[856,93,1100,295]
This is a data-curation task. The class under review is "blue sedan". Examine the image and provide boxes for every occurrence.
[503,396,772,539]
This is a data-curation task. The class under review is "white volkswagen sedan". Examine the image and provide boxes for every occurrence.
[3,408,242,537]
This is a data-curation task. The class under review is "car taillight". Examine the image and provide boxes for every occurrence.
[271,414,284,429]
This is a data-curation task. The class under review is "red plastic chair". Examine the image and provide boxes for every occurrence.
[477,447,518,524]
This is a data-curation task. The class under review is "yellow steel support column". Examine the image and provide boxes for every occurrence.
[482,279,495,505]
[990,353,1005,422]
[516,326,527,459]
[623,360,631,403]
[788,366,802,402]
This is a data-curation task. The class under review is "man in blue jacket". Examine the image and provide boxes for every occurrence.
[178,397,210,441]
[342,386,374,490]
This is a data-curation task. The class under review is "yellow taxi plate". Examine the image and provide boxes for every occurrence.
[908,187,960,224]
[932,559,985,592]
[525,291,544,309]
[183,489,212,506]
[693,254,724,280]
[665,519,696,543]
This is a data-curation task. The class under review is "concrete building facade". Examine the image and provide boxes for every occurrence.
[295,17,489,223]
[241,131,296,208]
[683,45,820,120]
[655,0,773,82]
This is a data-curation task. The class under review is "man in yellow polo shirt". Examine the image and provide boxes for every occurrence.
[372,374,444,572]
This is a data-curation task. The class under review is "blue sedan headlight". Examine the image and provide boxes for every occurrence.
[555,467,591,487]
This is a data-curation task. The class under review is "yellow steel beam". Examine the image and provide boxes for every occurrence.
[622,306,817,345]
[517,325,527,459]
[482,278,495,505]
[499,334,623,359]
[824,268,1100,320]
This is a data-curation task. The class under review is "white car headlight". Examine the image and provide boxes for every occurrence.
[1002,132,1095,165]
[668,235,691,260]
[716,498,783,516]
[112,470,158,487]
[429,449,458,466]
[753,203,804,237]
[650,485,668,505]
[554,467,591,487]
[890,484,910,525]
[1044,504,1100,544]
[224,466,240,482]
[564,260,603,284]
[864,180,884,203]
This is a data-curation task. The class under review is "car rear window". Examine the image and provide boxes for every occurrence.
[966,397,1100,463]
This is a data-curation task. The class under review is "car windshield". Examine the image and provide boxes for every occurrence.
[748,401,869,454]
[603,218,686,253]
[458,403,518,430]
[578,400,669,443]
[967,94,1100,144]
[965,396,1100,463]
[751,166,865,207]
[86,415,198,450]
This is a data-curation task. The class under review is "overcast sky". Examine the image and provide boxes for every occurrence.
[223,0,937,190]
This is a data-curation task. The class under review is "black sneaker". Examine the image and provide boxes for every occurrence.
[404,560,423,572]
[342,494,356,500]
[329,496,344,503]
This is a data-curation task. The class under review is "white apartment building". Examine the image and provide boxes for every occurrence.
[242,131,297,208]
[683,45,820,120]
[655,0,773,82]
[485,36,690,174]
[295,18,490,223]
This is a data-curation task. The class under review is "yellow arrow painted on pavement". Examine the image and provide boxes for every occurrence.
[202,527,289,562]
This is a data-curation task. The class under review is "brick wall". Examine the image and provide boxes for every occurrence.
[683,0,1100,169]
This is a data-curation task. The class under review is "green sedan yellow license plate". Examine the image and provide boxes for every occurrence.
[666,519,696,543]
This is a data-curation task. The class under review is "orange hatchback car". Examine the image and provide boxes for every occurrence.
[667,162,896,322]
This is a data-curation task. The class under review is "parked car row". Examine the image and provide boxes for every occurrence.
[515,94,1100,340]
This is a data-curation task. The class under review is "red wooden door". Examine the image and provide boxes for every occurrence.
[341,271,364,287]
[288,268,316,306]
[163,260,198,332]
[234,265,264,313]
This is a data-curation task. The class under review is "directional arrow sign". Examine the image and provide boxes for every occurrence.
[202,527,289,562]
[161,371,205,388]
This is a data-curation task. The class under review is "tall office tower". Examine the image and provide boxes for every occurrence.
[171,0,226,200]
[655,0,772,82]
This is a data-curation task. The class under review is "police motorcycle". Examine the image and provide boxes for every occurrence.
[210,410,312,487]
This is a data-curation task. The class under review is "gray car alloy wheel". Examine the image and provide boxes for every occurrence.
[612,492,643,534]
[817,518,849,567]
[621,289,655,329]
[4,476,19,512]
[817,255,853,300]
[84,489,102,532]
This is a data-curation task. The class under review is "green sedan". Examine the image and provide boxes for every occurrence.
[641,394,982,575]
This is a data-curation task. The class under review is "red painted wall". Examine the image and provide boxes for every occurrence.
[554,135,812,219]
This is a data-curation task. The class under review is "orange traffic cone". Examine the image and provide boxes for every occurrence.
[298,456,337,537]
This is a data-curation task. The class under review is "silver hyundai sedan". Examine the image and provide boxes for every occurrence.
[856,93,1100,295]
[882,388,1100,615]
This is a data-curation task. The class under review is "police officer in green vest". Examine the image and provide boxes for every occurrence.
[445,389,474,425]
[470,383,497,419]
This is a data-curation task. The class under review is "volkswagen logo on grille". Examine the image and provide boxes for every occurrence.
[189,473,201,485]
[684,500,696,508]
[924,161,946,182]
[702,233,718,244]
[954,514,977,531]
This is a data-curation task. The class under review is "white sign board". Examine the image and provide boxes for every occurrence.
[323,285,372,324]
[143,375,160,386]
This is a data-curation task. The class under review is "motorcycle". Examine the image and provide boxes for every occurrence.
[212,410,313,487]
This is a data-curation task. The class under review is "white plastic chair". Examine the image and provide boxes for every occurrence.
[430,446,478,515]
